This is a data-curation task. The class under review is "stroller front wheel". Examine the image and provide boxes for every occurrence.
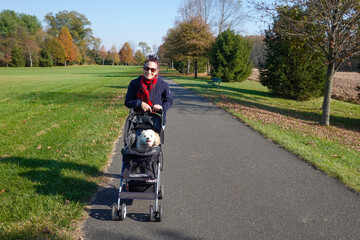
[149,205,154,222]
[120,203,127,220]
[111,203,118,221]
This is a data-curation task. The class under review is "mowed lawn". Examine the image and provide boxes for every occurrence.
[163,71,360,193]
[0,66,140,239]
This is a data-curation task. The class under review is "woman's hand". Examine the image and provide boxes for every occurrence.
[153,104,163,112]
[141,102,152,112]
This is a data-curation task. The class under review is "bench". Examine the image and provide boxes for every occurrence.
[207,77,222,89]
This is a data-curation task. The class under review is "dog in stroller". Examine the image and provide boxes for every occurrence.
[111,109,164,222]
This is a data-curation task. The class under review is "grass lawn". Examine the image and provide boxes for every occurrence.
[0,65,141,239]
[162,70,360,193]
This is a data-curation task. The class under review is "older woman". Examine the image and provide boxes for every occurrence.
[125,55,173,126]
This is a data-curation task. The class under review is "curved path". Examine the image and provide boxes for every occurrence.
[83,77,360,240]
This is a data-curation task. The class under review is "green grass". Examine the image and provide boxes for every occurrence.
[163,70,360,192]
[0,65,141,239]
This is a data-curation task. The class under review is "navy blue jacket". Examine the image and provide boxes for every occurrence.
[125,76,173,125]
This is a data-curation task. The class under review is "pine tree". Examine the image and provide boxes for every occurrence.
[10,45,25,67]
[39,48,53,67]
[210,29,253,82]
[259,27,327,101]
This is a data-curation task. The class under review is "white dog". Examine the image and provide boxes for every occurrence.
[135,129,160,152]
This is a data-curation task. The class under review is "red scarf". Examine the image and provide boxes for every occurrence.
[137,75,158,107]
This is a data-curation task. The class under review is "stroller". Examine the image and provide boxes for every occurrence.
[111,109,164,222]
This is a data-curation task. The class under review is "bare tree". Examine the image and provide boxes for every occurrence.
[177,0,244,35]
[252,0,360,126]
[178,0,215,26]
[215,0,244,35]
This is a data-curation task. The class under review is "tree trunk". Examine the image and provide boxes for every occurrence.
[207,58,210,76]
[194,60,198,78]
[186,58,190,75]
[29,53,33,67]
[321,62,335,126]
[64,61,67,66]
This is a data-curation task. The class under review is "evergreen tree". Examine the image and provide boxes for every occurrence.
[9,45,25,67]
[39,48,53,67]
[259,27,327,101]
[210,29,253,82]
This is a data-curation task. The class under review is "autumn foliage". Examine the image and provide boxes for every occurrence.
[58,27,77,65]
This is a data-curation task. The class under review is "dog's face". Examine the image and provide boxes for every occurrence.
[137,129,160,148]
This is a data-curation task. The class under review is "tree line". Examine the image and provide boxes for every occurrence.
[158,0,255,81]
[0,10,155,67]
[159,0,360,127]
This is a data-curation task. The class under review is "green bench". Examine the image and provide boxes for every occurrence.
[207,77,222,89]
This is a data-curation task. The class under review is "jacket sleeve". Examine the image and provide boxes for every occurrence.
[161,81,173,113]
[125,79,142,109]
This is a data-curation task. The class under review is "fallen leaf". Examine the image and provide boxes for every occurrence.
[36,145,42,150]
[43,227,51,234]
[0,188,5,195]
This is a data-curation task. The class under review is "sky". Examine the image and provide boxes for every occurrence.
[0,0,267,52]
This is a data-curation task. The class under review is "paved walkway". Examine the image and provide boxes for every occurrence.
[83,77,360,240]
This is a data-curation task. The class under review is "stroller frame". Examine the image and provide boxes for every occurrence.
[112,110,164,222]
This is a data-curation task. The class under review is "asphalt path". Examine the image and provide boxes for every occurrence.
[83,77,360,240]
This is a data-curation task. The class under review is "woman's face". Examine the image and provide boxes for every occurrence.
[143,61,159,80]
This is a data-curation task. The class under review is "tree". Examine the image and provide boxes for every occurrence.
[177,0,245,35]
[163,16,214,78]
[138,42,151,57]
[252,0,360,125]
[23,38,40,67]
[45,10,93,45]
[98,45,107,65]
[0,53,12,67]
[210,29,253,82]
[0,10,41,36]
[246,35,265,68]
[134,50,146,65]
[58,27,76,65]
[119,42,133,65]
[10,45,25,67]
[47,38,65,65]
[260,26,327,100]
[39,48,53,67]
[108,44,120,65]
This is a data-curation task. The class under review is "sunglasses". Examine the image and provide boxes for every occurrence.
[144,66,158,73]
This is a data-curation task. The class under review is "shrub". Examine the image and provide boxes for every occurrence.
[210,29,253,82]
[9,45,25,67]
[260,28,327,101]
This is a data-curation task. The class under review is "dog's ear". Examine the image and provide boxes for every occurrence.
[154,132,160,147]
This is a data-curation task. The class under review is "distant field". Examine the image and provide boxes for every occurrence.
[249,69,360,104]
[0,66,141,239]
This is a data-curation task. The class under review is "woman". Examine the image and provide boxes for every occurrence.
[125,55,173,126]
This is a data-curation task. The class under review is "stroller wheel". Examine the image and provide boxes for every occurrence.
[111,203,118,221]
[159,150,164,171]
[120,203,127,220]
[157,205,163,222]
[159,185,164,200]
[149,205,154,222]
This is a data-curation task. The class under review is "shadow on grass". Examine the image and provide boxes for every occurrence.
[13,90,127,107]
[170,80,360,132]
[0,156,99,202]
[76,71,141,78]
